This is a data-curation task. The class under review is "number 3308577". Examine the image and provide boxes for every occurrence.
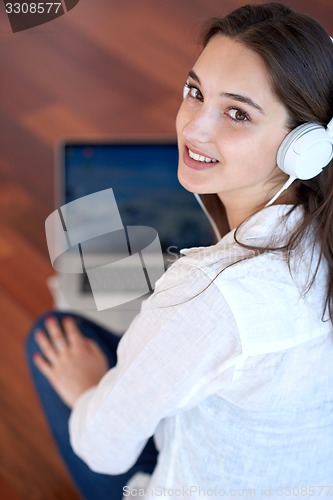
[5,3,62,14]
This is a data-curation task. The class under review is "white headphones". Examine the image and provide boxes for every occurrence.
[276,36,333,181]
[277,118,333,180]
[265,119,333,206]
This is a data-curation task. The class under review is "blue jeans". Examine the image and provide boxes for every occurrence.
[25,310,158,500]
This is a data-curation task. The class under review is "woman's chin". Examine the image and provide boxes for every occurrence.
[177,166,203,193]
[177,168,215,195]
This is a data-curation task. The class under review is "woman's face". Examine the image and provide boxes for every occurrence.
[176,35,291,211]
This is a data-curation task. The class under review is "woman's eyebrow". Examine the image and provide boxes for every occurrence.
[188,69,265,115]
[221,92,265,114]
[188,69,201,84]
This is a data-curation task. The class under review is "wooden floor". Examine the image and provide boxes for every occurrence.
[0,0,332,498]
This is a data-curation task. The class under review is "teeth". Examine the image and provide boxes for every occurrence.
[188,149,217,163]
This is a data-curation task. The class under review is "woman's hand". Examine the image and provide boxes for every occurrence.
[33,316,109,409]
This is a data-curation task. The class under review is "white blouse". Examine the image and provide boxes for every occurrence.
[69,205,333,499]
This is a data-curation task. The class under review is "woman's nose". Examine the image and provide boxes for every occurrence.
[182,106,217,145]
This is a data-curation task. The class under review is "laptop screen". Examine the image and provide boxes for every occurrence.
[61,141,215,260]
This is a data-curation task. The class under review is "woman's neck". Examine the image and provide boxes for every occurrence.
[218,184,297,230]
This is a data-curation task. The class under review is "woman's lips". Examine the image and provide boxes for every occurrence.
[183,146,219,171]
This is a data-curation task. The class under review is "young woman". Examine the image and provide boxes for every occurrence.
[26,3,333,499]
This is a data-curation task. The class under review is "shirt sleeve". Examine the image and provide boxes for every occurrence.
[68,258,241,474]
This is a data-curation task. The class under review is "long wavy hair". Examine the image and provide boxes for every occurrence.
[198,2,333,320]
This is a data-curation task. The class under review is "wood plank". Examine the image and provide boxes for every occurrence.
[0,286,79,499]
[0,223,53,316]
[0,476,21,500]
[0,181,52,256]
[21,103,103,146]
[0,112,53,204]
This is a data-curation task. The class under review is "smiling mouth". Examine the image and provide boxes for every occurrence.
[183,147,219,171]
[188,148,218,163]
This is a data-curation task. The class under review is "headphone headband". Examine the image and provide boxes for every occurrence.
[276,37,333,181]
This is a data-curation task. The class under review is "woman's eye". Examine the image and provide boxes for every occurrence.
[183,83,203,102]
[227,108,250,122]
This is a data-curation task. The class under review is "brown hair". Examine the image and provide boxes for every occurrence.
[199,2,333,320]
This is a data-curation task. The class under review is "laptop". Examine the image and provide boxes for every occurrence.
[48,137,218,334]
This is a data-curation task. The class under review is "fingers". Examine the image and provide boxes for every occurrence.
[33,352,53,379]
[34,316,69,365]
[32,315,108,407]
[62,316,84,346]
[34,329,59,364]
[33,315,84,371]
[45,316,68,351]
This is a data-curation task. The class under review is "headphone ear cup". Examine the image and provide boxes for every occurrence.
[277,123,333,180]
